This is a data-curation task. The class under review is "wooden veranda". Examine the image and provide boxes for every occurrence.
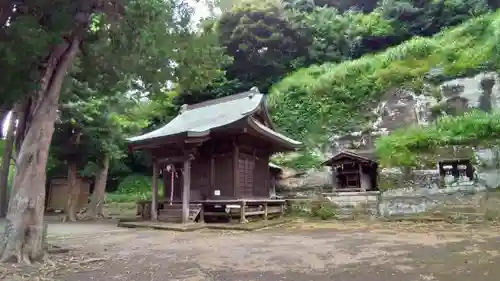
[127,87,301,223]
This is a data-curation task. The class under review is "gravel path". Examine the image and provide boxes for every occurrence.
[1,220,500,281]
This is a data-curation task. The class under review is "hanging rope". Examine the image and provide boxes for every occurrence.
[166,164,179,205]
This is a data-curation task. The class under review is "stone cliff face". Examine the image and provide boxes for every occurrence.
[333,71,500,152]
[280,71,500,191]
[440,72,500,114]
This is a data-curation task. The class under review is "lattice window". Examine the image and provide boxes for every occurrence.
[238,155,255,197]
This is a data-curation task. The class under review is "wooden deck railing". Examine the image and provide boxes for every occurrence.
[136,199,286,223]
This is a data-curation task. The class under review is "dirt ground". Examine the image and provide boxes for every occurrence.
[1,219,500,281]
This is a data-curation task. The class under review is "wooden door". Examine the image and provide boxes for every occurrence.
[238,154,255,197]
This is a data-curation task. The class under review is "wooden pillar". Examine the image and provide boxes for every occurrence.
[182,157,191,223]
[233,141,239,198]
[239,200,246,223]
[264,202,268,220]
[199,203,205,223]
[331,166,339,193]
[152,162,159,221]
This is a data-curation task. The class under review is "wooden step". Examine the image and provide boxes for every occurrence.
[157,204,202,223]
[189,206,201,221]
[161,203,201,208]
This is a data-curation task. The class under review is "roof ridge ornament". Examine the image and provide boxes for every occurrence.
[248,86,259,99]
[179,104,188,114]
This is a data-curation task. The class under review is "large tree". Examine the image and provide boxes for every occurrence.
[47,1,229,221]
[0,0,197,263]
[217,0,310,92]
[52,86,150,220]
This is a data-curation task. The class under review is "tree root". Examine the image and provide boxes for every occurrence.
[77,210,109,221]
[77,201,110,221]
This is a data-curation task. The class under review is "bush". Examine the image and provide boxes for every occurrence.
[287,199,337,220]
[272,152,323,170]
[106,192,151,203]
[108,174,164,203]
[115,173,163,195]
[310,201,337,220]
[287,200,313,217]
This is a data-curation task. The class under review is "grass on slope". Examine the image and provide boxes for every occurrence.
[269,12,500,148]
[375,110,500,167]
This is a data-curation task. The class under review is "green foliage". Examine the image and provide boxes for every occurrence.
[116,174,164,194]
[284,0,380,13]
[106,173,165,203]
[170,0,490,112]
[375,110,500,166]
[269,11,500,147]
[310,201,337,220]
[175,21,233,94]
[45,0,230,182]
[217,0,310,92]
[272,152,323,170]
[106,192,151,203]
[293,7,395,65]
[287,199,337,220]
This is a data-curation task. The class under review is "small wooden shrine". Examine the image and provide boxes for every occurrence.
[435,146,475,182]
[322,150,378,192]
[45,177,91,212]
[128,87,301,223]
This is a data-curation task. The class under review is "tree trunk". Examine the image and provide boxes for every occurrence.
[64,161,79,222]
[84,155,110,219]
[0,36,80,264]
[0,108,15,217]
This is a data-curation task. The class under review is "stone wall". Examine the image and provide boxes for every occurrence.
[279,145,500,221]
[323,191,379,218]
[285,187,500,222]
[378,186,486,218]
[379,168,440,191]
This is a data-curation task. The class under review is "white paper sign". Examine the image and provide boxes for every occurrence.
[214,190,221,196]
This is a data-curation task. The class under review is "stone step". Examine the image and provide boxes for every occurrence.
[162,204,201,210]
[432,206,482,214]
[158,205,202,223]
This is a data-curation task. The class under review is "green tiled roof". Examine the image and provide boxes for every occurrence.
[248,117,301,147]
[127,88,301,148]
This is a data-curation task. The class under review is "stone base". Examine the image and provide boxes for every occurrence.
[117,218,292,232]
[117,220,206,232]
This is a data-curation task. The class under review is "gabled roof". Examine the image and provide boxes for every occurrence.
[127,87,301,149]
[322,150,376,166]
[247,117,301,148]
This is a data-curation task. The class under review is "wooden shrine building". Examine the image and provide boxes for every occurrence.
[127,87,301,223]
[322,150,379,192]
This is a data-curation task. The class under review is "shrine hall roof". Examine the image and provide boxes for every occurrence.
[127,87,301,149]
